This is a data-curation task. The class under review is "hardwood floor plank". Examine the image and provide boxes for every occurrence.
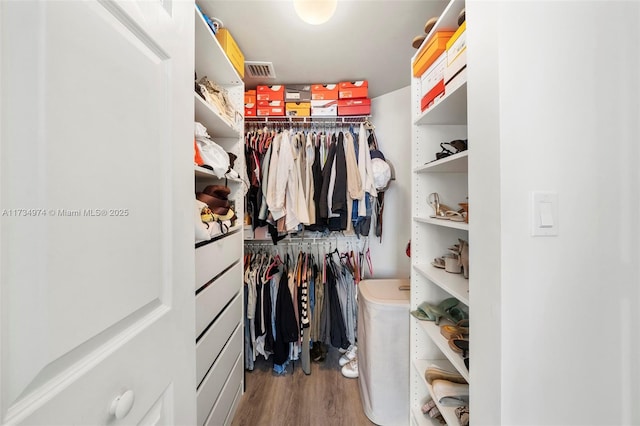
[231,347,376,426]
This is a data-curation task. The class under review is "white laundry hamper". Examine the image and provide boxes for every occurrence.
[357,278,410,426]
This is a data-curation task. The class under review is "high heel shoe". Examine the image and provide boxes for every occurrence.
[457,239,469,279]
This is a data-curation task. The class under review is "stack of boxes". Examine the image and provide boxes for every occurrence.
[244,81,374,117]
[244,89,256,117]
[256,85,285,116]
[337,81,370,116]
[285,85,311,116]
[311,84,339,116]
[412,19,467,113]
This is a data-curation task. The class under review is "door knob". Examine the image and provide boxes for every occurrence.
[109,389,135,419]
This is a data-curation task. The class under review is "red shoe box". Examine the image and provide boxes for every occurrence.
[420,80,445,112]
[245,106,256,117]
[338,80,368,99]
[311,84,339,100]
[337,98,371,116]
[257,100,284,116]
[257,85,285,101]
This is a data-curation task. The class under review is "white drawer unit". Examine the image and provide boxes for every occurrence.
[195,231,242,291]
[195,261,242,338]
[196,325,242,426]
[204,357,243,426]
[196,293,242,386]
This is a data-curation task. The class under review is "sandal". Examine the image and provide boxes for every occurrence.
[431,257,445,269]
[440,319,469,340]
[428,193,455,219]
[444,210,465,222]
[448,336,469,357]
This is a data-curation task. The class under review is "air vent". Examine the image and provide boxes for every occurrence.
[245,61,276,79]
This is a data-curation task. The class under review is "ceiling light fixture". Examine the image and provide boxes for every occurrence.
[293,0,337,25]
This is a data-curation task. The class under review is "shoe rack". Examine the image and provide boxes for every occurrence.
[193,3,245,425]
[409,0,469,424]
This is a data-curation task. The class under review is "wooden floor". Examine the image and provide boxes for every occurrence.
[231,347,377,426]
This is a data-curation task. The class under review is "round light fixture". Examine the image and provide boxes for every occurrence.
[294,0,337,25]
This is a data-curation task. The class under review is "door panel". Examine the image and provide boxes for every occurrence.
[1,0,195,423]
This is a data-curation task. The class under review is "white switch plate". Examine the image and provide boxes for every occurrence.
[531,191,558,236]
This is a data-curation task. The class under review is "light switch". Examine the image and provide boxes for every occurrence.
[531,192,558,236]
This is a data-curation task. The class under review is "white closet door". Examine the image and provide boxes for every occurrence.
[0,0,196,424]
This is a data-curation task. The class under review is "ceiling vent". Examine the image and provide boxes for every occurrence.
[244,61,276,79]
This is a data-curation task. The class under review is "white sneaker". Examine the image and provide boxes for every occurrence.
[341,358,359,379]
[339,345,358,367]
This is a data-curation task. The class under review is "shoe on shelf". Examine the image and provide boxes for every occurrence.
[440,319,469,340]
[431,379,469,407]
[448,336,470,358]
[425,365,468,385]
[339,345,358,367]
[341,358,359,379]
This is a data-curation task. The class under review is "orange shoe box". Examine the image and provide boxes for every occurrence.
[337,98,371,116]
[245,106,256,117]
[257,100,285,116]
[412,31,455,77]
[338,81,368,99]
[286,102,311,117]
[257,85,285,101]
[244,90,256,105]
[420,80,445,112]
[311,84,339,100]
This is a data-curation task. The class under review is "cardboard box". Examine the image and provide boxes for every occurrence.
[257,99,285,116]
[245,107,256,117]
[337,98,371,116]
[420,80,445,112]
[446,21,466,65]
[420,52,446,100]
[311,99,338,116]
[412,31,455,77]
[286,102,311,117]
[257,106,285,116]
[338,81,368,99]
[444,48,466,86]
[257,85,285,101]
[311,84,339,100]
[244,90,256,105]
[285,85,312,102]
[215,29,244,78]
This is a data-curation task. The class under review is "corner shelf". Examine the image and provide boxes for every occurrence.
[413,264,469,306]
[415,318,469,381]
[414,151,468,173]
[414,81,467,126]
[413,358,464,426]
[195,94,241,138]
[414,216,469,231]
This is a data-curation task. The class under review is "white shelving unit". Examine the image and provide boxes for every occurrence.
[193,3,245,426]
[410,0,469,425]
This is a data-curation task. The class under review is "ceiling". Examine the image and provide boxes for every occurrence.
[200,0,449,99]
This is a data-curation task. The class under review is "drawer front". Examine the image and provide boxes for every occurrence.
[205,359,243,426]
[195,293,241,386]
[195,231,241,291]
[196,326,242,426]
[195,262,241,337]
[223,382,242,426]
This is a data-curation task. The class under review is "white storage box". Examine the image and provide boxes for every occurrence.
[358,278,410,426]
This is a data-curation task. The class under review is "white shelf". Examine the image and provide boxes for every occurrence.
[194,6,242,86]
[413,359,464,426]
[414,216,469,231]
[194,94,241,138]
[415,318,469,381]
[194,166,244,183]
[414,151,468,173]
[415,81,467,126]
[413,264,469,306]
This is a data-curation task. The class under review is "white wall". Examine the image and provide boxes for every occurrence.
[470,1,640,424]
[369,86,412,279]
